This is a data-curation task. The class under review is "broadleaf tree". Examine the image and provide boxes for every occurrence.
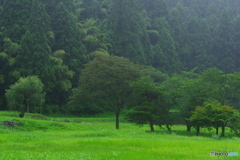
[126,76,167,132]
[5,76,45,114]
[69,54,143,129]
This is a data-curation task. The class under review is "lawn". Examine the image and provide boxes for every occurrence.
[0,111,239,160]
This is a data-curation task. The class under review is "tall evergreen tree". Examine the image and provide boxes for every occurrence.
[210,8,236,72]
[79,0,103,20]
[141,0,168,19]
[0,0,31,43]
[233,15,240,71]
[51,1,87,86]
[18,0,54,91]
[152,17,181,73]
[109,0,152,65]
[167,3,190,70]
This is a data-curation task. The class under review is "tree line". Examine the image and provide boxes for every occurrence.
[6,54,240,136]
[0,0,240,135]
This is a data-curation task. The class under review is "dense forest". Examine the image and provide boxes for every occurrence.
[1,0,240,133]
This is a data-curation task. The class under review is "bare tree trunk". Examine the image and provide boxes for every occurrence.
[187,125,191,132]
[150,119,155,132]
[216,127,219,135]
[186,120,192,132]
[115,107,120,129]
[27,102,30,113]
[196,126,200,136]
[221,126,225,137]
[166,125,171,131]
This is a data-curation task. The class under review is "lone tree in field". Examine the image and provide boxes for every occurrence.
[71,54,143,129]
[5,76,45,114]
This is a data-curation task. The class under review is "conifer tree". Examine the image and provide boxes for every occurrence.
[211,8,236,72]
[141,0,168,19]
[0,0,31,42]
[18,0,54,91]
[80,0,103,20]
[51,1,87,86]
[152,17,181,73]
[109,0,152,65]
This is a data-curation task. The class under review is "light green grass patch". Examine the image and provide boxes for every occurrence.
[0,112,239,160]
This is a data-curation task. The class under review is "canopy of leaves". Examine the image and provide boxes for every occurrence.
[69,54,143,128]
[5,76,45,113]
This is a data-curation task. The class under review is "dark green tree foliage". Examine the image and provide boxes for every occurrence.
[44,0,75,15]
[51,2,87,86]
[233,15,240,70]
[210,9,236,72]
[165,0,240,73]
[188,106,210,136]
[109,0,152,65]
[228,110,240,137]
[79,0,103,20]
[81,18,110,57]
[201,68,240,105]
[177,70,211,131]
[47,50,74,106]
[70,54,142,129]
[141,0,168,19]
[185,13,213,71]
[18,0,54,91]
[0,0,31,42]
[152,17,181,73]
[167,3,190,69]
[1,0,240,114]
[0,37,22,110]
[126,76,166,132]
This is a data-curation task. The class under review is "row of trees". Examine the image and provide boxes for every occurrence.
[68,54,240,136]
[5,54,240,136]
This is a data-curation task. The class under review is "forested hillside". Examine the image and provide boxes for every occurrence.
[0,0,240,116]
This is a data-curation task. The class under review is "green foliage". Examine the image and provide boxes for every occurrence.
[79,0,104,20]
[189,101,239,136]
[126,76,167,131]
[0,0,31,42]
[152,17,181,73]
[81,18,111,58]
[69,55,143,129]
[228,110,240,136]
[141,0,168,18]
[109,0,153,65]
[5,76,45,113]
[18,0,54,93]
[200,68,240,105]
[51,1,87,75]
[1,0,240,115]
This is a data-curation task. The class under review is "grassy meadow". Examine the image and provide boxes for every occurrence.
[0,111,239,160]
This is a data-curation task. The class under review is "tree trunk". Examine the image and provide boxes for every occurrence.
[150,119,155,132]
[166,125,171,131]
[196,126,200,136]
[115,111,120,129]
[27,101,30,113]
[187,125,191,132]
[221,126,225,137]
[216,127,219,135]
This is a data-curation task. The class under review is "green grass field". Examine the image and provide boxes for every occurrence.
[0,111,239,160]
